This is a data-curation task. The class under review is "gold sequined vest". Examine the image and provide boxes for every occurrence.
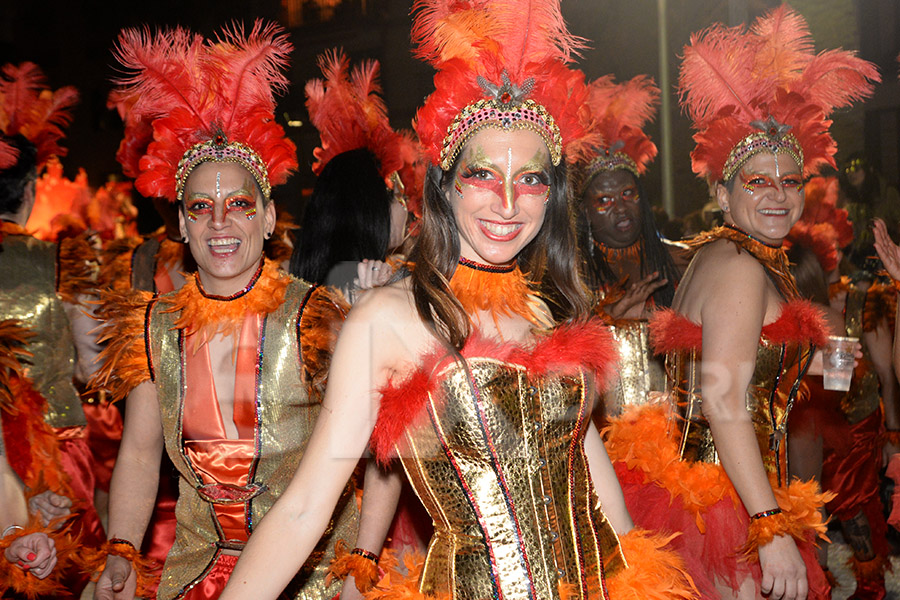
[601,319,665,418]
[0,234,84,428]
[397,354,627,600]
[148,278,358,600]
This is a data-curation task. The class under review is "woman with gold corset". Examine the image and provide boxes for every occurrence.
[220,2,694,600]
[88,23,358,600]
[605,7,878,600]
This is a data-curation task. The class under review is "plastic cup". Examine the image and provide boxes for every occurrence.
[822,335,857,392]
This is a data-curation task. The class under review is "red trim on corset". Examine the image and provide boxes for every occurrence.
[370,319,617,464]
[650,300,827,354]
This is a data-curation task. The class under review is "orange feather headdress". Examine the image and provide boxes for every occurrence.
[573,75,659,192]
[411,0,596,171]
[0,62,78,170]
[305,49,425,218]
[109,21,297,202]
[679,5,879,182]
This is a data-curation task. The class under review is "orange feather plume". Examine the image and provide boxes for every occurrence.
[0,62,78,168]
[306,49,404,178]
[110,21,296,201]
[411,0,592,167]
[679,5,879,181]
[572,74,659,181]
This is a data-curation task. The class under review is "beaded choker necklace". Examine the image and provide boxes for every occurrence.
[450,257,540,325]
[592,237,643,264]
[687,223,798,299]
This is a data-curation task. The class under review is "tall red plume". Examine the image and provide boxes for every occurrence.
[110,21,297,201]
[0,62,78,168]
[411,0,591,167]
[679,5,880,181]
[305,48,403,178]
[572,74,659,174]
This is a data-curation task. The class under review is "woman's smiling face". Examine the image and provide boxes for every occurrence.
[449,127,551,266]
[178,161,275,295]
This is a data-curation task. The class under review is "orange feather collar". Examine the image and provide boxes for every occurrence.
[159,259,289,347]
[450,258,540,325]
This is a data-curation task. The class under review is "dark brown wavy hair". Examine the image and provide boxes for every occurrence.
[408,155,590,351]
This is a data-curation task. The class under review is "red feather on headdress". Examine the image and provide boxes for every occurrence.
[784,176,852,272]
[572,75,659,175]
[0,140,17,170]
[110,21,296,201]
[679,5,879,181]
[305,49,403,178]
[412,0,592,166]
[0,62,78,168]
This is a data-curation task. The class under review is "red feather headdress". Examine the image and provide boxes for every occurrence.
[411,0,595,171]
[110,21,297,202]
[679,5,879,182]
[573,75,659,192]
[784,176,852,272]
[305,49,425,218]
[0,62,78,170]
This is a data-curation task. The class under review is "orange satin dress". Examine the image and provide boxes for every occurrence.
[179,314,258,599]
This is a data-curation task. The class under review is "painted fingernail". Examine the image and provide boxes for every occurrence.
[17,560,24,567]
[22,564,30,570]
[27,552,36,561]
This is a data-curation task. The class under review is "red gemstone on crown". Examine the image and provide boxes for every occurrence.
[500,92,512,104]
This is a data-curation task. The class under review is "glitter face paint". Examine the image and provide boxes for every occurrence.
[456,146,550,211]
[588,184,639,215]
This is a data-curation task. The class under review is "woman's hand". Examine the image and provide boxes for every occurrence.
[4,532,57,579]
[607,272,667,320]
[355,259,392,290]
[28,491,72,529]
[93,555,137,600]
[873,219,900,280]
[758,534,808,600]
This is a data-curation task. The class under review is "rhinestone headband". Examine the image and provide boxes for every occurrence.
[578,150,639,195]
[175,134,271,202]
[722,117,804,182]
[439,73,562,171]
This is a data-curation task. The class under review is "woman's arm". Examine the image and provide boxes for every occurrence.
[94,381,163,600]
[584,424,633,534]
[697,254,807,600]
[339,461,404,600]
[221,288,414,599]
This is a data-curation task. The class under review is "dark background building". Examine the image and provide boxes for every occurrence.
[1,0,898,230]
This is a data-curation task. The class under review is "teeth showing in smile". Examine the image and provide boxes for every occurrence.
[208,237,241,252]
[480,220,521,236]
[759,209,789,215]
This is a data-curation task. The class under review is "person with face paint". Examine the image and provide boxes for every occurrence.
[571,75,687,421]
[604,7,879,600]
[88,24,358,600]
[219,2,696,600]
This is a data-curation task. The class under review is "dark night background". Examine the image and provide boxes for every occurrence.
[1,0,898,232]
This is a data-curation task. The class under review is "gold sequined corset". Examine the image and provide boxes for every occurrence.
[397,355,626,600]
[601,319,665,418]
[0,234,83,428]
[654,302,824,485]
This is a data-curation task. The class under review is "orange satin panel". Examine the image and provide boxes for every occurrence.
[184,440,254,542]
[181,313,259,543]
[182,314,259,440]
